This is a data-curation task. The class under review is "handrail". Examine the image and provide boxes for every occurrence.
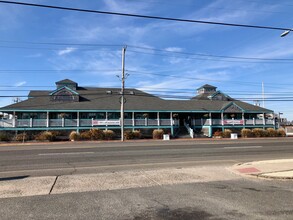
[184,122,194,138]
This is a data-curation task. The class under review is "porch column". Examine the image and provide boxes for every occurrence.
[46,111,49,128]
[157,112,160,126]
[209,112,212,125]
[77,112,80,127]
[263,113,266,125]
[12,111,16,128]
[132,112,135,127]
[105,112,108,130]
[221,112,224,126]
[170,112,174,136]
[242,112,245,126]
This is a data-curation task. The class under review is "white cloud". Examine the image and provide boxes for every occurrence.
[26,53,42,58]
[57,47,77,56]
[165,47,183,52]
[14,81,26,87]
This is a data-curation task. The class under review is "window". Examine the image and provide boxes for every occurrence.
[108,112,120,119]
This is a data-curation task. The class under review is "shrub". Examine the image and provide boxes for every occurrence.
[222,129,232,138]
[133,130,142,139]
[267,128,278,137]
[69,131,80,141]
[252,128,265,137]
[213,130,223,137]
[124,130,135,140]
[80,130,91,140]
[14,133,29,142]
[0,132,12,141]
[277,129,286,137]
[89,128,104,140]
[35,131,56,142]
[103,130,115,140]
[241,129,253,138]
[51,131,62,137]
[152,129,164,139]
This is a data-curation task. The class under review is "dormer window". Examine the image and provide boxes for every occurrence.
[50,86,79,102]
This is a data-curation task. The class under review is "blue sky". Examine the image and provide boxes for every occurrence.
[1,0,293,119]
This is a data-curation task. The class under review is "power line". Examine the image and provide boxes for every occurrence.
[133,0,293,15]
[0,69,120,73]
[0,1,290,31]
[127,46,293,62]
[0,45,121,52]
[1,39,292,62]
[127,49,293,64]
[0,40,123,48]
[127,70,290,88]
[2,93,293,102]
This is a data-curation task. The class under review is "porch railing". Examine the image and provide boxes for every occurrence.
[0,118,274,128]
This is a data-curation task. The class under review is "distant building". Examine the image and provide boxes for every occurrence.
[0,79,275,137]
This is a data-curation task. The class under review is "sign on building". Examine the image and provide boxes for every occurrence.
[92,120,120,126]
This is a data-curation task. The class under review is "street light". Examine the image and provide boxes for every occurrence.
[281,29,292,37]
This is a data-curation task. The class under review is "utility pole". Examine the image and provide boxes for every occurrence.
[120,46,127,141]
[262,81,265,108]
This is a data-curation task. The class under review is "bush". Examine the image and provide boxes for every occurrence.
[222,129,232,138]
[69,131,80,141]
[277,129,286,137]
[241,129,252,138]
[103,130,115,140]
[152,129,164,139]
[89,128,104,140]
[0,132,12,141]
[35,131,56,142]
[267,128,278,137]
[80,130,91,140]
[252,128,265,137]
[133,130,142,139]
[124,130,135,140]
[14,133,29,142]
[213,130,223,137]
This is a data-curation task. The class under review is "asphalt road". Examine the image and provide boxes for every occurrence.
[0,138,292,220]
[1,173,292,220]
[0,138,293,177]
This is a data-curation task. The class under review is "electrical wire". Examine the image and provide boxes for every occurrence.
[0,1,290,31]
[1,91,293,102]
[127,46,293,62]
[127,49,293,64]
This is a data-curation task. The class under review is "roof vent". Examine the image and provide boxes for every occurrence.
[106,91,112,94]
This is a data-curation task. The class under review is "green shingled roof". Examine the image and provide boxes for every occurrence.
[0,86,273,113]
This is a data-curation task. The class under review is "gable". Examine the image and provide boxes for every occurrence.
[222,103,243,113]
[50,86,79,102]
[208,91,231,101]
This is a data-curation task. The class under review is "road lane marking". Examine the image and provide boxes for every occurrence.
[38,152,95,156]
[223,146,263,149]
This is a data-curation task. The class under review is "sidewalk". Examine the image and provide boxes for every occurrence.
[231,159,293,179]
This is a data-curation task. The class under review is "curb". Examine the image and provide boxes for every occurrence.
[230,160,293,180]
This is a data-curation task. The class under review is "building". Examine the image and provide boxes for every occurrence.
[0,79,275,137]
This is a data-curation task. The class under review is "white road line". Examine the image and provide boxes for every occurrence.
[38,152,95,156]
[223,146,263,149]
